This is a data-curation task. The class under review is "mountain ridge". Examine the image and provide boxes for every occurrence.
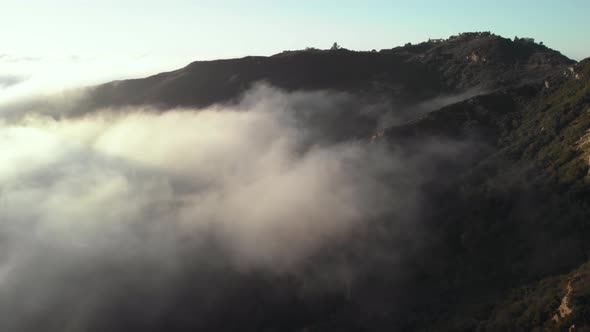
[84,32,578,113]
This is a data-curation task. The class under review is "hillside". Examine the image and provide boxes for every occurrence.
[14,33,590,331]
[383,51,590,332]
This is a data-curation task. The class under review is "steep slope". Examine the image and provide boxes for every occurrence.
[24,34,589,331]
[373,57,590,331]
[474,58,590,332]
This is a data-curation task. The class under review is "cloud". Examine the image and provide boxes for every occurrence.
[0,74,27,88]
[0,95,394,262]
[0,84,476,330]
[0,54,43,63]
[0,85,393,329]
[377,87,487,129]
[0,54,189,112]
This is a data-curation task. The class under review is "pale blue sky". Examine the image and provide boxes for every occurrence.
[1,0,588,67]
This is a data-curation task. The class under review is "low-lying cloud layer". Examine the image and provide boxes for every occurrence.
[0,83,479,330]
[1,90,395,261]
[0,84,415,330]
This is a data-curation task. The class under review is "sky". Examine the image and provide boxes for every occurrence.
[0,0,589,91]
[0,2,588,328]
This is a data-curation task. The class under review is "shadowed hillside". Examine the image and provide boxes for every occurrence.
[81,33,590,331]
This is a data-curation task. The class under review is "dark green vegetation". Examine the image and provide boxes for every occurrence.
[83,33,590,331]
[389,52,590,332]
[485,261,590,331]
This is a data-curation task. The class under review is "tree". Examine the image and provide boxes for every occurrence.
[330,42,341,50]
